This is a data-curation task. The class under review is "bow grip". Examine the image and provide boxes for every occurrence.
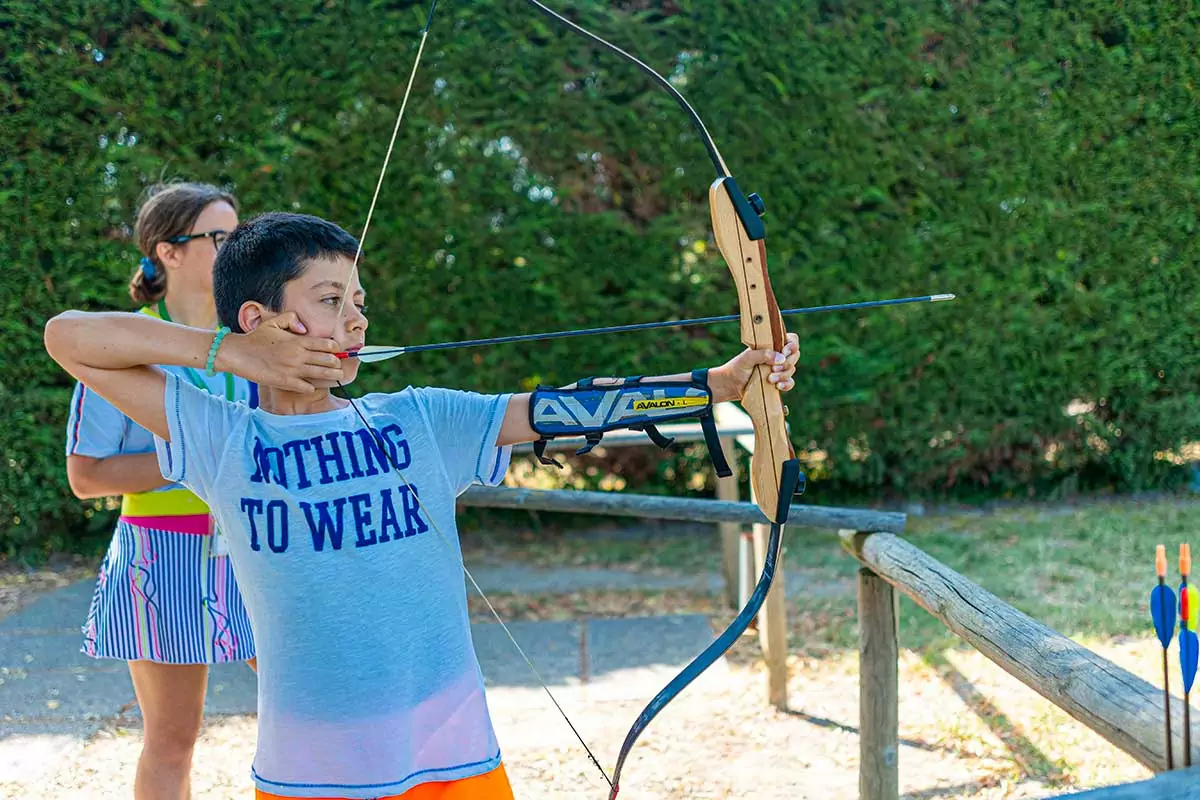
[710,176,796,523]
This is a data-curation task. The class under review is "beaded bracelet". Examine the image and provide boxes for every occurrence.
[206,326,231,377]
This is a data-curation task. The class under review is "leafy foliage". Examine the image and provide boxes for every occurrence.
[3,1,1199,554]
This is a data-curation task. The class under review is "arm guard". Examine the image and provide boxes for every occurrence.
[528,368,732,478]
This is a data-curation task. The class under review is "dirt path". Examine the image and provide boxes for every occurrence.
[8,646,1153,799]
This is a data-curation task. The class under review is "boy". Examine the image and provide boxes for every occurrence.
[44,212,800,799]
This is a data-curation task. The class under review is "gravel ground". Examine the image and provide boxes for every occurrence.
[0,556,94,621]
[0,556,1157,799]
[3,648,1153,800]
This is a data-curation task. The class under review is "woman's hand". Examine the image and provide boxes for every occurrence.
[217,313,346,392]
[710,332,800,403]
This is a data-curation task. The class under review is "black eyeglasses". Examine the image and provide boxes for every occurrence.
[167,230,230,249]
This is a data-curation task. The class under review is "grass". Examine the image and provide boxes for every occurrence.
[461,495,1200,793]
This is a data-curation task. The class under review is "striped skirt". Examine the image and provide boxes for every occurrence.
[82,519,256,664]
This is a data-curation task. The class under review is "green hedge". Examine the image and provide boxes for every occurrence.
[3,1,1199,555]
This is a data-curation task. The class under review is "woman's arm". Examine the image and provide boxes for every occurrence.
[66,453,173,499]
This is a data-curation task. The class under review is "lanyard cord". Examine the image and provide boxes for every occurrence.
[154,300,235,401]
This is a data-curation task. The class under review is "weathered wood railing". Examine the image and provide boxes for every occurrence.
[507,403,756,604]
[466,441,1195,796]
[1055,766,1200,798]
[841,529,1200,798]
[493,402,902,708]
[459,484,904,710]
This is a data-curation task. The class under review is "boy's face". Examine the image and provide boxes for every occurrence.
[282,253,368,383]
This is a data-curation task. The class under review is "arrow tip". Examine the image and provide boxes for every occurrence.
[931,293,956,302]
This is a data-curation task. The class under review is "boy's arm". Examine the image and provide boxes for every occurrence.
[496,334,800,446]
[44,310,344,440]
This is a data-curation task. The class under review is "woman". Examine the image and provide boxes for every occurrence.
[64,182,257,800]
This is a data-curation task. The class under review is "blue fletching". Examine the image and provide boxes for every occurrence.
[1152,583,1178,647]
[1180,628,1199,693]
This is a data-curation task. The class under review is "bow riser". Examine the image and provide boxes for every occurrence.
[710,176,796,523]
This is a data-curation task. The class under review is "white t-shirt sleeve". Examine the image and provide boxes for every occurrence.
[64,381,128,458]
[153,372,246,500]
[410,388,512,494]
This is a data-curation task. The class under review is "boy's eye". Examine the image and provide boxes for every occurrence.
[319,295,365,312]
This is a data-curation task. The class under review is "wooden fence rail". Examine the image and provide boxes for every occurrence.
[841,529,1200,797]
[460,485,907,532]
[1052,765,1200,798]
[461,480,1193,796]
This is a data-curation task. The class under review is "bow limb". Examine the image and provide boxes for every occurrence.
[605,181,804,799]
[515,3,805,796]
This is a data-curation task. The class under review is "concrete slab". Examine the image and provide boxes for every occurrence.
[202,662,258,716]
[586,615,716,677]
[465,562,723,595]
[471,620,581,688]
[0,581,94,635]
[0,666,134,722]
[0,633,102,671]
[113,660,261,720]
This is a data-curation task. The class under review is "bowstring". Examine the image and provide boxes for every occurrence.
[334,0,439,324]
[332,0,613,791]
[337,386,612,789]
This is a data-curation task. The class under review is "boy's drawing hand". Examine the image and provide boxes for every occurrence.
[219,312,345,393]
[711,332,800,402]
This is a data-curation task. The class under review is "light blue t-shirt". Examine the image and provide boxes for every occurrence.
[155,373,512,798]
[65,369,257,473]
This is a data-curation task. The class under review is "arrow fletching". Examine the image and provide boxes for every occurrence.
[1182,628,1199,693]
[1153,583,1178,648]
[1187,584,1200,633]
[336,345,407,363]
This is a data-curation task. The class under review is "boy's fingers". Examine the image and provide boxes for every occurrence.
[258,311,312,336]
[302,364,348,384]
[306,351,344,369]
[760,349,786,367]
[305,338,342,354]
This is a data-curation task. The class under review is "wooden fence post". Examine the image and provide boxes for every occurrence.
[754,482,789,709]
[850,529,899,800]
[715,432,742,609]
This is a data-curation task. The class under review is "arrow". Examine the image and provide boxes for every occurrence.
[1152,544,1177,769]
[336,293,956,362]
[1181,543,1198,768]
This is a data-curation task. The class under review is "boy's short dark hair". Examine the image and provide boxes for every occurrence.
[214,212,360,332]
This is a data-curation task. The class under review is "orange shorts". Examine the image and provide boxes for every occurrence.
[255,762,514,800]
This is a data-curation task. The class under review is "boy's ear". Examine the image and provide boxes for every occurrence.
[238,302,268,333]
